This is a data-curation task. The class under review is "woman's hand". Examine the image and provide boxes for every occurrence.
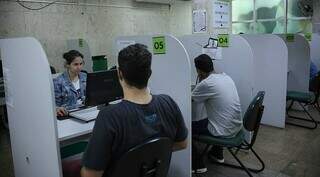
[56,107,68,117]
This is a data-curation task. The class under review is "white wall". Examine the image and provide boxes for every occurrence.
[192,0,232,35]
[0,0,192,71]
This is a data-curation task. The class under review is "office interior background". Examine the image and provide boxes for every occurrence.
[1,0,320,177]
[0,0,319,69]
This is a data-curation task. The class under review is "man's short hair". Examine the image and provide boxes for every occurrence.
[194,54,214,73]
[118,43,152,89]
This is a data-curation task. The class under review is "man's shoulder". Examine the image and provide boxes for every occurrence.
[100,101,125,114]
[210,73,234,83]
[153,94,176,104]
[96,102,128,125]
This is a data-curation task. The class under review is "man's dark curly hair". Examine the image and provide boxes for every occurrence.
[118,43,152,89]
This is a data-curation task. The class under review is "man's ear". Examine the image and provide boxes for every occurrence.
[117,69,123,81]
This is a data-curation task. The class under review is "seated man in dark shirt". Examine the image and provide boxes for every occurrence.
[80,43,188,177]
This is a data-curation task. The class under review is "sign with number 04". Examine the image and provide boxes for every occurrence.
[153,36,166,54]
[218,34,229,47]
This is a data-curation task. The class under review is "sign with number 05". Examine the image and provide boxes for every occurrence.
[218,34,229,47]
[153,36,166,54]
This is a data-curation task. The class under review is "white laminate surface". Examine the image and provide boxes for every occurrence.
[57,119,95,141]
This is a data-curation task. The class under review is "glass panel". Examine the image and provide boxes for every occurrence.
[255,20,285,34]
[232,0,254,21]
[288,0,312,17]
[256,0,284,19]
[287,20,312,33]
[232,23,255,34]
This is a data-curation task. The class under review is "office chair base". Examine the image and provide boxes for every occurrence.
[199,143,265,177]
[286,116,318,129]
[286,102,318,129]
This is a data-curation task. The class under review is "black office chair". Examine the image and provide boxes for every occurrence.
[286,73,320,129]
[50,66,57,74]
[108,137,173,177]
[193,91,265,177]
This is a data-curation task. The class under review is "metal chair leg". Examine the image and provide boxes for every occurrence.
[208,144,264,174]
[244,141,265,173]
[227,147,253,177]
[286,101,318,129]
[312,104,320,124]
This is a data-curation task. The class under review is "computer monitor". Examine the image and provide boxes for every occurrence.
[85,69,123,106]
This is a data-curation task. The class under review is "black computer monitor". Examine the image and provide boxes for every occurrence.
[85,69,123,106]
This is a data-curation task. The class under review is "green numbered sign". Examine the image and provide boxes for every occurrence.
[153,36,166,54]
[79,38,84,48]
[305,33,312,41]
[217,34,229,47]
[286,34,295,42]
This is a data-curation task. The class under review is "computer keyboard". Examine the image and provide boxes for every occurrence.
[69,106,100,122]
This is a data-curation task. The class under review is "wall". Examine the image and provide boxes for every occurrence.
[192,0,232,36]
[0,0,192,71]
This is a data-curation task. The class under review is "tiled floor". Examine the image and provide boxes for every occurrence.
[1,109,320,177]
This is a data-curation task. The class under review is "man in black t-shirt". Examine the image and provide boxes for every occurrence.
[80,44,188,177]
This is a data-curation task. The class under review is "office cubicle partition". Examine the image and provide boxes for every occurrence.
[277,34,310,94]
[310,33,320,69]
[242,34,288,128]
[115,35,191,177]
[0,38,62,177]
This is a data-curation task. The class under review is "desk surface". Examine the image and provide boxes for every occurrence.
[57,118,95,141]
[57,100,121,142]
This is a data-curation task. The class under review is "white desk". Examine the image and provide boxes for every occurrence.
[57,119,95,142]
[57,101,122,143]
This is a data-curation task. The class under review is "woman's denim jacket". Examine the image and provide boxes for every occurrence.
[53,71,87,110]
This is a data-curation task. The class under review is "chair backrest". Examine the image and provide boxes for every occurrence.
[242,91,265,146]
[108,137,173,177]
[50,66,57,74]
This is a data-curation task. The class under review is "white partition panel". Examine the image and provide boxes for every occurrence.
[278,34,310,93]
[179,34,254,119]
[0,38,62,177]
[242,34,288,128]
[310,33,320,69]
[115,35,191,177]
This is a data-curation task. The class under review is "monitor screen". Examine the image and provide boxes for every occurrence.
[85,69,123,106]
